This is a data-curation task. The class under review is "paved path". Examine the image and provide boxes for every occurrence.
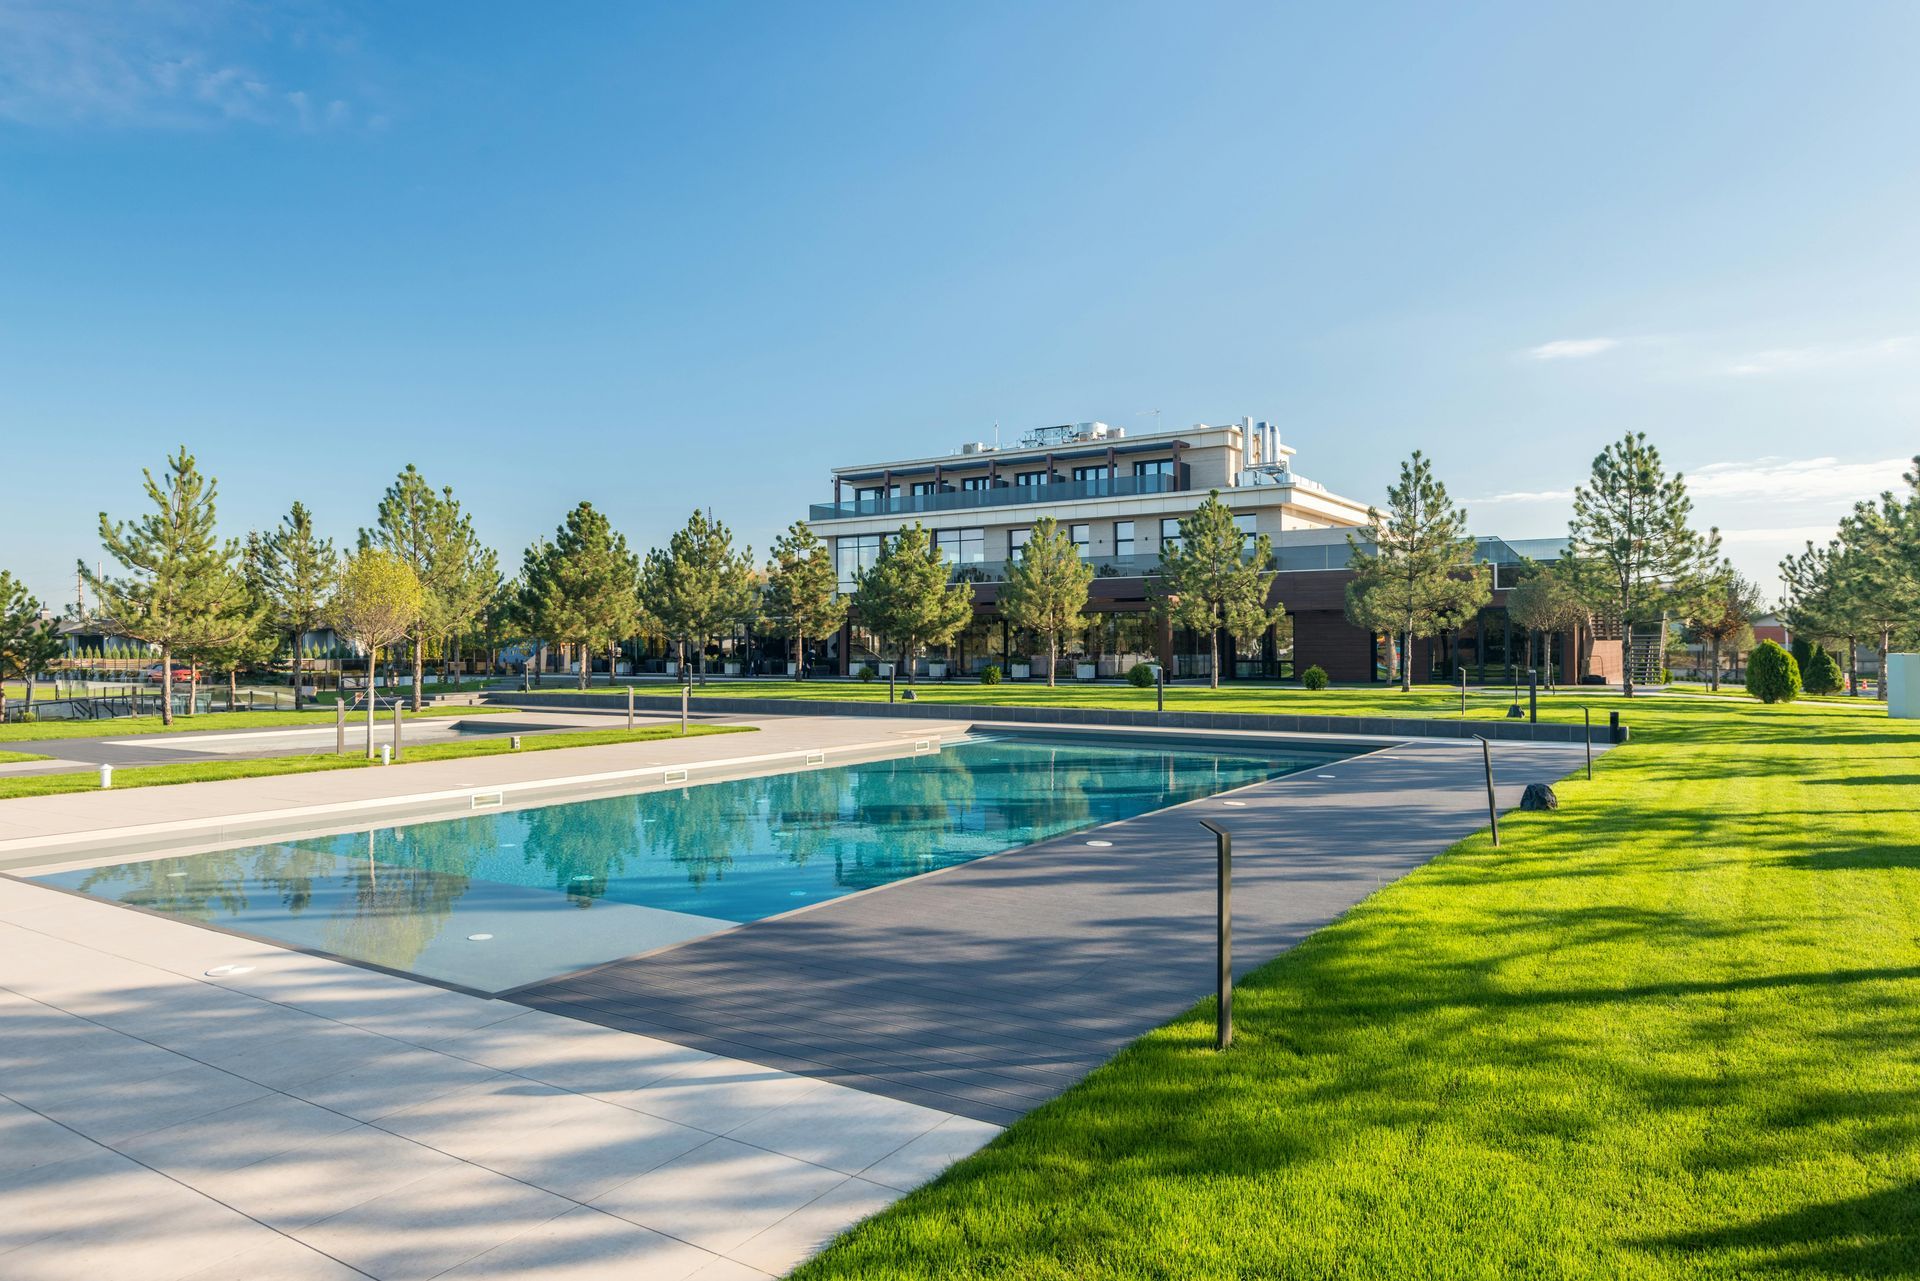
[0,877,999,1280]
[516,735,1596,1125]
[0,709,650,776]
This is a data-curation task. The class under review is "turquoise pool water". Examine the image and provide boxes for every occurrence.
[32,732,1346,991]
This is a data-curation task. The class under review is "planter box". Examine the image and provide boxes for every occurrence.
[1074,663,1097,682]
[664,661,679,676]
[723,662,742,676]
[1010,663,1031,680]
[877,663,894,678]
[927,663,948,680]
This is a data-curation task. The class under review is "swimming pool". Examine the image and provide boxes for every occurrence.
[29,732,1349,992]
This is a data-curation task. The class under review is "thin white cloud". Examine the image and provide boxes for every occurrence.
[1525,338,1619,361]
[1467,488,1576,505]
[1725,335,1920,377]
[1684,456,1911,503]
[0,1,371,130]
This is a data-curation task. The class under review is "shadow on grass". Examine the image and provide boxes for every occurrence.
[1642,1178,1920,1277]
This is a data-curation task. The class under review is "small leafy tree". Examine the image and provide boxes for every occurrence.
[998,517,1093,687]
[763,522,844,680]
[520,502,642,690]
[1568,433,1721,698]
[362,467,497,708]
[1744,639,1801,704]
[1342,454,1489,692]
[851,523,973,683]
[333,549,424,757]
[1504,559,1587,685]
[1155,492,1284,689]
[83,448,251,726]
[1683,566,1764,692]
[257,501,337,708]
[639,509,759,683]
[196,533,279,708]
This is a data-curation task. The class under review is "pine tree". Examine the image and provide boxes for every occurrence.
[258,501,338,709]
[638,509,759,683]
[1567,433,1721,698]
[82,448,251,726]
[764,522,844,680]
[1154,491,1284,690]
[850,523,973,683]
[1503,559,1587,686]
[1342,454,1489,692]
[362,466,497,709]
[0,571,60,722]
[520,503,642,690]
[999,516,1093,687]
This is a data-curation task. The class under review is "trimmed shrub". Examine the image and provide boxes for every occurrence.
[1745,640,1801,704]
[979,664,1002,685]
[1803,645,1843,696]
[1791,638,1815,674]
[858,663,878,682]
[1301,664,1329,691]
[1126,663,1157,688]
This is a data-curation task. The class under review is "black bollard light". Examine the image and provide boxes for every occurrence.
[1198,818,1233,1049]
[1474,734,1500,847]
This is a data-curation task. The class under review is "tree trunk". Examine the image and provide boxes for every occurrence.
[228,667,239,710]
[160,645,174,726]
[410,635,424,711]
[794,629,805,681]
[1622,621,1636,699]
[366,648,378,759]
[1880,631,1891,701]
[1709,637,1721,691]
[188,666,198,717]
[1400,627,1413,693]
[1847,636,1858,696]
[577,643,589,691]
[292,631,305,711]
[1209,619,1220,690]
[1048,635,1057,687]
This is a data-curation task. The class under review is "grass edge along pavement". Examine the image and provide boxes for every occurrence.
[0,702,502,744]
[793,694,1920,1280]
[0,723,753,800]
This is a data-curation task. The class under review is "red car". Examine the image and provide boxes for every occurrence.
[141,662,201,684]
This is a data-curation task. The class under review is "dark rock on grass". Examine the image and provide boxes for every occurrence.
[1520,782,1558,811]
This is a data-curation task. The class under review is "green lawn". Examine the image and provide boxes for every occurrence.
[0,750,52,764]
[0,703,501,745]
[0,723,751,800]
[794,693,1920,1280]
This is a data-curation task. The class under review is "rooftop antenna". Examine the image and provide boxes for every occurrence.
[1138,408,1162,433]
[993,422,1000,448]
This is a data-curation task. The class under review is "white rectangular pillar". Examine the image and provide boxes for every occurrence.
[1889,653,1920,719]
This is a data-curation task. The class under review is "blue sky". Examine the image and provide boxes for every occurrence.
[3,1,1917,608]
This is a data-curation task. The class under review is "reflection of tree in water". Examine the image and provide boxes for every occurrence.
[760,765,848,868]
[319,828,475,972]
[77,851,258,920]
[639,781,758,888]
[834,753,980,889]
[520,794,644,905]
[250,842,346,914]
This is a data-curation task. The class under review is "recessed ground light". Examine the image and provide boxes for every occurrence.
[467,933,494,941]
[1222,800,1247,807]
[1085,839,1113,847]
[1317,774,1337,779]
[204,964,253,977]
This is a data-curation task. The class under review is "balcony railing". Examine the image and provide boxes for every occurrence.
[810,472,1180,522]
[951,552,1166,584]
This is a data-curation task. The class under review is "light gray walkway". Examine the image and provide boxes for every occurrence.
[0,877,999,1280]
[517,735,1595,1125]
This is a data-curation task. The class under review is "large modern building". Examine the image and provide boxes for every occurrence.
[803,418,1615,685]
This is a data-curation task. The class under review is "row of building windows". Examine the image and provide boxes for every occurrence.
[852,458,1176,503]
[833,513,1260,586]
